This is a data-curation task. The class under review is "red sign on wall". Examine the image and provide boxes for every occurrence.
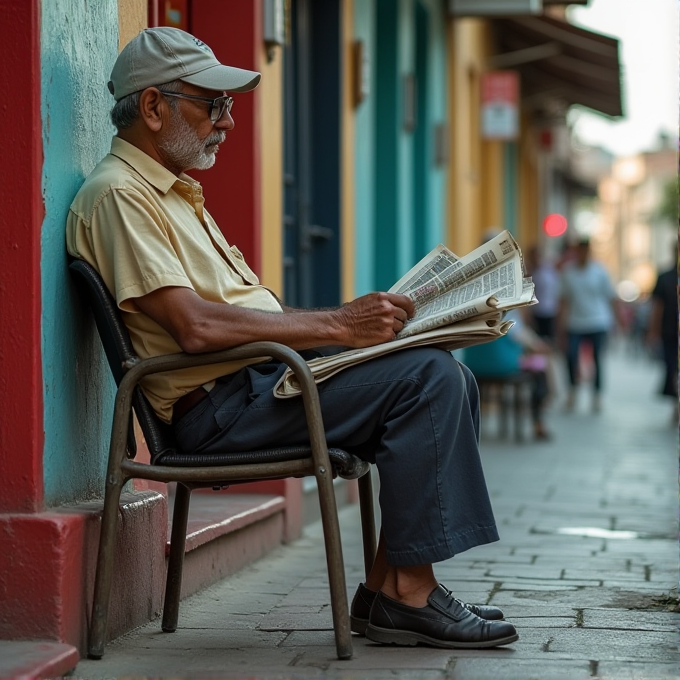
[148,0,189,30]
[481,71,519,140]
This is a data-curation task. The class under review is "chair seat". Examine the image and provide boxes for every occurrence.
[155,446,370,480]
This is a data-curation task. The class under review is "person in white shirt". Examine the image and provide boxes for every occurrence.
[558,237,621,412]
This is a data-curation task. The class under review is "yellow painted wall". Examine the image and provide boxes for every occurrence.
[481,140,503,232]
[447,17,545,255]
[447,19,504,255]
[340,0,356,302]
[118,0,146,49]
[257,46,284,295]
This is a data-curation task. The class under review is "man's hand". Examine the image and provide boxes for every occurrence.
[333,292,415,347]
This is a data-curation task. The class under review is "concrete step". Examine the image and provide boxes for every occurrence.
[167,491,287,600]
[0,640,79,680]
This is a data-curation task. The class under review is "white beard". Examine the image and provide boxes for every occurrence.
[159,109,226,171]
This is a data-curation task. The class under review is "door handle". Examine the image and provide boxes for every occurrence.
[307,225,334,241]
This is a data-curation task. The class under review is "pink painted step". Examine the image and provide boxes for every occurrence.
[0,640,79,680]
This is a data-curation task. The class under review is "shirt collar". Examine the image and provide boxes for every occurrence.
[109,137,180,195]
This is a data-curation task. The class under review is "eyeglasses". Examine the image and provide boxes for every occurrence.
[158,91,233,123]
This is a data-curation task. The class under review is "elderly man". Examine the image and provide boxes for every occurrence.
[66,27,518,650]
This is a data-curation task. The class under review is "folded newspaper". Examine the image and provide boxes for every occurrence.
[273,229,537,398]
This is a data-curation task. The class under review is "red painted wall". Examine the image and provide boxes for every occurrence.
[0,0,44,512]
[190,0,263,272]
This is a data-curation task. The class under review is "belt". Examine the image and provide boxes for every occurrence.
[172,386,211,423]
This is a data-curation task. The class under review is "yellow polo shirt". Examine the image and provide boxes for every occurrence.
[66,137,282,423]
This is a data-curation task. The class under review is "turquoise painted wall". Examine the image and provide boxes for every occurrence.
[373,0,400,290]
[396,0,415,277]
[407,0,447,261]
[423,0,447,252]
[41,0,120,505]
[356,0,448,293]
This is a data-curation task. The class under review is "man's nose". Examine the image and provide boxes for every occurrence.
[215,109,234,130]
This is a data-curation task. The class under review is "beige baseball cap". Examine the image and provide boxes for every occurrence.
[108,27,261,101]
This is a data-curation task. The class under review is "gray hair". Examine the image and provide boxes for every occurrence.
[110,79,184,130]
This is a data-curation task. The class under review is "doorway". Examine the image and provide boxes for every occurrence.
[282,0,342,308]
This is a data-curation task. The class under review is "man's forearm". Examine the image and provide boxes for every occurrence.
[133,286,414,354]
[280,304,340,314]
[171,300,347,353]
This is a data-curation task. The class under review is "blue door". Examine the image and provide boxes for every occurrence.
[283,0,342,308]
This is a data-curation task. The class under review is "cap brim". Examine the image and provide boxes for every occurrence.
[182,64,261,93]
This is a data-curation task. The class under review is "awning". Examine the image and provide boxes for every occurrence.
[490,15,623,118]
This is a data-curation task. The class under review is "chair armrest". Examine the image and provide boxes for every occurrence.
[109,342,332,474]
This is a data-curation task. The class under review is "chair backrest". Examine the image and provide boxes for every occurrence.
[69,259,177,461]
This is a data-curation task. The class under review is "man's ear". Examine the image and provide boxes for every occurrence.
[138,88,167,132]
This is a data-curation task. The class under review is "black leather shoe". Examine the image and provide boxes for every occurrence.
[350,582,377,634]
[365,585,518,649]
[350,583,505,635]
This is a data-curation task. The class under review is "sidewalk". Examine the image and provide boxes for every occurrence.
[73,346,679,680]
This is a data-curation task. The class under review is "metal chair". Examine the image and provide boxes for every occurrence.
[69,259,377,661]
[474,372,533,442]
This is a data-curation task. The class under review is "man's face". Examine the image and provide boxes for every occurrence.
[158,85,232,172]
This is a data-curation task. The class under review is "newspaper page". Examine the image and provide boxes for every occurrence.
[390,230,534,338]
[272,229,535,399]
[273,315,514,398]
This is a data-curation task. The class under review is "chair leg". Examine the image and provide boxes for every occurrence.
[514,383,524,443]
[316,468,353,660]
[499,384,509,439]
[358,470,377,580]
[162,482,192,633]
[88,477,125,659]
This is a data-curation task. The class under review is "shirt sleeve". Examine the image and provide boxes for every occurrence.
[90,187,194,312]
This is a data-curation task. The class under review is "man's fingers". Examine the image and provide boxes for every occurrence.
[393,307,409,323]
[384,292,415,317]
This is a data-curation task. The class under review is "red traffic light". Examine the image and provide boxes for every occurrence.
[542,213,567,237]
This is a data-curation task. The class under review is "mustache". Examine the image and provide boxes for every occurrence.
[205,132,226,147]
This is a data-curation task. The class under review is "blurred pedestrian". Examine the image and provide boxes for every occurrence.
[525,245,560,344]
[557,237,622,413]
[646,244,678,415]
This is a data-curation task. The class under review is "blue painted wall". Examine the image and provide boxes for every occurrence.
[421,0,447,253]
[41,0,120,505]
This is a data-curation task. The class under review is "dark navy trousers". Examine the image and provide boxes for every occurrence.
[566,330,608,391]
[173,347,499,567]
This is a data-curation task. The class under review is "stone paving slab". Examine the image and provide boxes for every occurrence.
[537,627,677,662]
[581,608,678,631]
[592,661,680,679]
[107,627,289,650]
[449,658,593,680]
